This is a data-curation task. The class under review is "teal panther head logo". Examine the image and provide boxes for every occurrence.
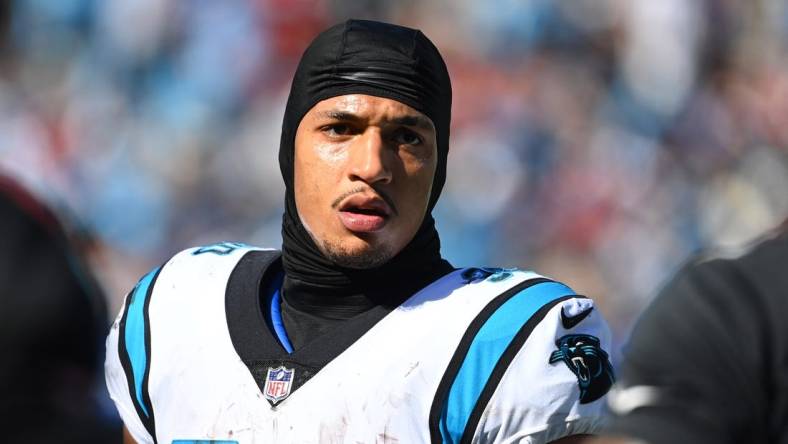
[549,334,614,404]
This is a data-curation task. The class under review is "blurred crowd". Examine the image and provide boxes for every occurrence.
[1,0,787,360]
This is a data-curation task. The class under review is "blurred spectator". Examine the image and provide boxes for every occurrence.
[0,174,118,442]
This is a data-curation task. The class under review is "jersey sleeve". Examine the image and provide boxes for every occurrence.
[104,242,260,443]
[474,296,614,443]
[105,269,161,444]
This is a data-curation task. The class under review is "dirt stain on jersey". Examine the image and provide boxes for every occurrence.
[318,416,349,444]
[403,361,420,378]
[377,426,400,444]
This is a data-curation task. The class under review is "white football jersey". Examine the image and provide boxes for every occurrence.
[105,243,614,444]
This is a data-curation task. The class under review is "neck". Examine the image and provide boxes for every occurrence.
[280,213,454,313]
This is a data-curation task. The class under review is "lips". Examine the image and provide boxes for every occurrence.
[337,194,393,233]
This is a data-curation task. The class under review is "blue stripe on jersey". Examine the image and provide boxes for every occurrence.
[124,267,159,418]
[439,281,574,443]
[270,285,294,354]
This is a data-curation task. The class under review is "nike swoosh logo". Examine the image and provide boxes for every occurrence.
[561,306,593,329]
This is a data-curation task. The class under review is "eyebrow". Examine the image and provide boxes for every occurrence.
[391,115,435,131]
[314,110,435,131]
[314,110,362,123]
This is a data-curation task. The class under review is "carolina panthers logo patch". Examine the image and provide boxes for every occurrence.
[460,267,516,283]
[549,334,614,404]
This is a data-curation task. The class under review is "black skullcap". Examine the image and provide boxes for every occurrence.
[278,19,453,292]
[279,18,452,212]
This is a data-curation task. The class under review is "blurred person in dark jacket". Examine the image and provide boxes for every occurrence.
[0,174,119,442]
[595,219,788,444]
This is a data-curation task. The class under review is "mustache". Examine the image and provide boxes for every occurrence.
[331,186,399,216]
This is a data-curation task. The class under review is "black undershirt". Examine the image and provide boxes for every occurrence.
[280,296,359,351]
[279,260,454,351]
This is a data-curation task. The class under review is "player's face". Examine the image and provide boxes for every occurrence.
[294,94,437,269]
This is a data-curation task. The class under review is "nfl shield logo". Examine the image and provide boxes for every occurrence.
[263,366,294,404]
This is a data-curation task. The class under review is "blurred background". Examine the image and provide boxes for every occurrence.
[0,0,786,416]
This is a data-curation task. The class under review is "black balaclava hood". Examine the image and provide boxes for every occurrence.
[279,19,453,302]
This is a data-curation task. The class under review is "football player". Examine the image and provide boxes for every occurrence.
[106,19,614,443]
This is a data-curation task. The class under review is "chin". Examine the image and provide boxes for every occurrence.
[320,237,396,269]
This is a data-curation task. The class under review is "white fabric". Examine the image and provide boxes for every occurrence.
[105,246,611,443]
[474,299,611,443]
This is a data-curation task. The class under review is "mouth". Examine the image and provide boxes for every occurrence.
[337,195,393,233]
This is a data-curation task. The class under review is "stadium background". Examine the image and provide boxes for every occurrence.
[0,1,786,372]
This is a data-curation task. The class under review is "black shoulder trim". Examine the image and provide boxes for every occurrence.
[117,290,134,404]
[225,249,282,363]
[117,265,163,443]
[140,272,158,441]
[428,277,551,443]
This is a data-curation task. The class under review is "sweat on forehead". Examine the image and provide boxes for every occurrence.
[278,19,452,212]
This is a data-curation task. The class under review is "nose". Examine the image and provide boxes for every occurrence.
[347,128,393,185]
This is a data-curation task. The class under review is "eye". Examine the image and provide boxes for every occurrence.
[392,128,423,146]
[322,124,353,137]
